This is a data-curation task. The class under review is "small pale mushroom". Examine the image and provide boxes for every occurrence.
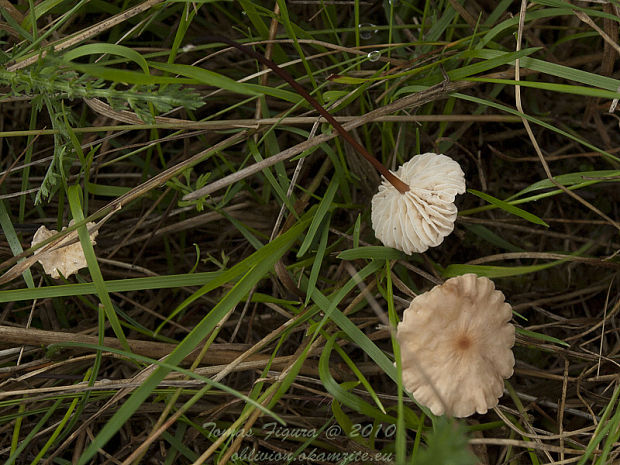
[396,273,515,417]
[371,153,466,254]
[31,220,98,279]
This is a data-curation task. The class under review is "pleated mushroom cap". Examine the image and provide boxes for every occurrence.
[396,274,515,418]
[371,153,466,254]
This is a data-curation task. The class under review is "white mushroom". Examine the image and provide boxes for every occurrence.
[31,220,98,279]
[371,153,466,254]
[396,273,515,417]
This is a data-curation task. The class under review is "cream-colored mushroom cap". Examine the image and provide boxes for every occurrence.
[396,274,515,417]
[371,153,466,254]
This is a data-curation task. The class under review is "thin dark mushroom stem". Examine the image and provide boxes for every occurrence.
[202,35,410,194]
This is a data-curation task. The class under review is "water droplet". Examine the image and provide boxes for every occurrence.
[367,50,381,62]
[359,23,378,40]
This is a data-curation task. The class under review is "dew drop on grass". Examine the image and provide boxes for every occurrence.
[367,50,381,62]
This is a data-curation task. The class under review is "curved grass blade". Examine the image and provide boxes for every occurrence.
[464,77,620,100]
[298,177,337,257]
[468,189,549,227]
[64,63,195,85]
[474,49,620,93]
[67,185,129,352]
[516,328,569,347]
[442,242,592,278]
[63,43,150,75]
[332,342,386,414]
[443,262,564,278]
[509,170,620,199]
[319,333,396,423]
[305,214,331,306]
[0,201,35,288]
[448,48,540,81]
[150,62,303,105]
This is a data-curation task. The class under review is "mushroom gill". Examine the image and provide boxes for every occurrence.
[371,152,466,254]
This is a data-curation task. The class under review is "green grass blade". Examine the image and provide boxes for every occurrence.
[298,177,338,257]
[275,0,318,90]
[463,224,525,253]
[305,213,330,306]
[0,8,33,41]
[85,182,132,197]
[66,185,130,351]
[484,0,513,26]
[452,92,619,163]
[516,328,569,347]
[218,209,264,250]
[309,273,434,422]
[160,430,199,462]
[5,399,63,465]
[468,189,549,227]
[0,271,222,302]
[534,0,620,22]
[594,397,620,465]
[477,8,572,50]
[448,48,540,81]
[149,61,260,96]
[384,261,407,463]
[63,43,150,74]
[509,170,620,199]
[474,49,620,93]
[330,399,354,439]
[465,77,620,100]
[21,0,64,31]
[63,63,195,85]
[332,342,386,414]
[247,138,296,217]
[0,201,35,288]
[352,214,361,249]
[312,293,396,379]
[150,62,304,104]
[577,384,620,465]
[442,242,592,278]
[318,333,396,423]
[443,262,564,278]
[29,387,81,465]
[338,246,406,261]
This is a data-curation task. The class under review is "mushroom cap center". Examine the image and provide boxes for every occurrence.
[453,332,474,352]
